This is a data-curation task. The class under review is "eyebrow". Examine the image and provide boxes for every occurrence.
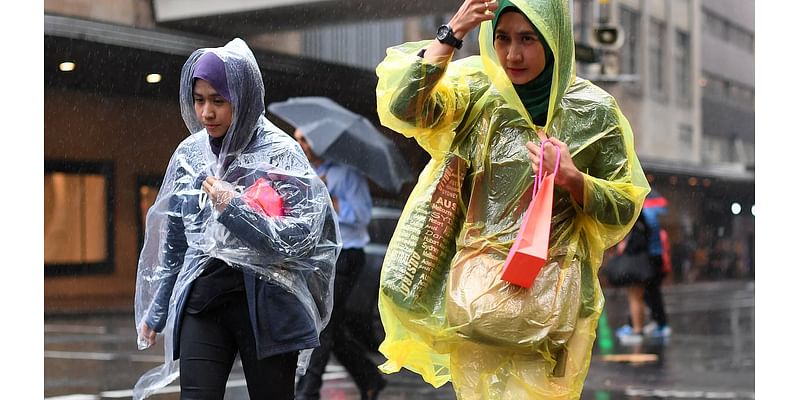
[192,91,222,97]
[494,28,538,36]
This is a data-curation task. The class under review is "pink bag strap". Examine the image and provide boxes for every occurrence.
[533,139,561,196]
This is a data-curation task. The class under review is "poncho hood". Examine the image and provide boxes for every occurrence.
[480,0,575,132]
[179,38,266,175]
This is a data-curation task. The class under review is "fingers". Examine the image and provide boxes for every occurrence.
[542,140,557,159]
[452,0,498,34]
[139,323,157,346]
[143,330,156,346]
[525,141,540,174]
[201,177,233,210]
[478,0,499,19]
[546,137,569,152]
[525,140,539,154]
[528,138,561,176]
[202,176,217,193]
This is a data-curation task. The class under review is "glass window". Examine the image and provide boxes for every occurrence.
[679,124,693,151]
[703,8,754,53]
[44,161,114,275]
[675,29,691,103]
[619,6,640,75]
[649,18,666,95]
[703,73,725,98]
[730,82,755,108]
[703,9,725,40]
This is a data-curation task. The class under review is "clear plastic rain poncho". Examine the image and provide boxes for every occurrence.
[374,0,650,398]
[133,38,340,399]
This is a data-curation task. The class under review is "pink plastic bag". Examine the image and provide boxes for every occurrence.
[241,177,284,217]
[500,140,561,288]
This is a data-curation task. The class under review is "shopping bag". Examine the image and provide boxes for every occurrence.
[500,140,561,288]
[242,177,284,217]
[381,153,467,317]
[603,252,654,286]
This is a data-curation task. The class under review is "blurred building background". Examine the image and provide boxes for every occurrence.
[44,0,754,313]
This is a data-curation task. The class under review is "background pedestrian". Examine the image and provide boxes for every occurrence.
[293,127,388,400]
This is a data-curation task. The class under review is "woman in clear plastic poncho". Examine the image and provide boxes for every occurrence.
[133,38,340,400]
[375,0,649,398]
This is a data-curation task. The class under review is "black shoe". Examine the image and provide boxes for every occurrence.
[361,376,387,400]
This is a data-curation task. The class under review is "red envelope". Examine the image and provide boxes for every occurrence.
[241,177,284,217]
[500,140,561,288]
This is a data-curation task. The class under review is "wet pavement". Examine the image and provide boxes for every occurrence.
[44,280,754,400]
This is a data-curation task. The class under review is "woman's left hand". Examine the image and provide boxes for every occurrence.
[526,136,585,204]
[202,176,235,211]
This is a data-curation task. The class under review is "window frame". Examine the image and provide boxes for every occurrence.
[135,174,164,254]
[674,28,692,106]
[619,6,641,75]
[44,160,115,276]
[648,17,667,99]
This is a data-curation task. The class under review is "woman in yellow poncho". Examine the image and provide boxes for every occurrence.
[375,0,650,398]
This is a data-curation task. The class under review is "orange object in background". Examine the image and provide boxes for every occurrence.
[242,177,284,217]
[500,141,560,288]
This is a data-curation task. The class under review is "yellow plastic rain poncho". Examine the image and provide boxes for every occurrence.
[374,0,650,398]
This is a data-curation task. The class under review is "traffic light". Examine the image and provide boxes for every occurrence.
[593,25,624,49]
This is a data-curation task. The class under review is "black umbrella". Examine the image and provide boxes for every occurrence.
[268,96,414,193]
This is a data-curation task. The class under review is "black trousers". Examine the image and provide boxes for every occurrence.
[179,292,298,400]
[644,255,669,327]
[295,248,384,400]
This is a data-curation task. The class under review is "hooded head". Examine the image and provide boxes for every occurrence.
[179,38,266,174]
[479,0,575,131]
[491,0,555,126]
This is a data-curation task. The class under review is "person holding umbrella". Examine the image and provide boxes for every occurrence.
[133,38,340,400]
[293,127,388,400]
[374,0,649,398]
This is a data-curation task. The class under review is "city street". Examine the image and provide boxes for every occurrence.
[44,280,754,400]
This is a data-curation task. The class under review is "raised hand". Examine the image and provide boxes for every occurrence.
[424,0,499,62]
[449,0,499,39]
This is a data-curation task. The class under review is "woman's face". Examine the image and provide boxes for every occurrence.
[493,12,547,85]
[193,79,233,138]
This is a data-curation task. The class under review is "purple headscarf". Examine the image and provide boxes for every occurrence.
[191,52,231,102]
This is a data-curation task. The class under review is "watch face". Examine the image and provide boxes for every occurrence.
[436,25,449,41]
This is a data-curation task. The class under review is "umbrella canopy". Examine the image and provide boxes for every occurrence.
[644,189,668,209]
[267,97,414,193]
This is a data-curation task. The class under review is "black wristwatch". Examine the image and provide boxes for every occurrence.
[436,24,463,50]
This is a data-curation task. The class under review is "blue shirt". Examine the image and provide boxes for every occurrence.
[315,160,372,249]
[641,207,664,256]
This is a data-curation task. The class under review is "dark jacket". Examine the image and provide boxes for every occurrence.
[145,153,331,360]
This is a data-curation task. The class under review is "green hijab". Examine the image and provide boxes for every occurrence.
[492,0,555,126]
